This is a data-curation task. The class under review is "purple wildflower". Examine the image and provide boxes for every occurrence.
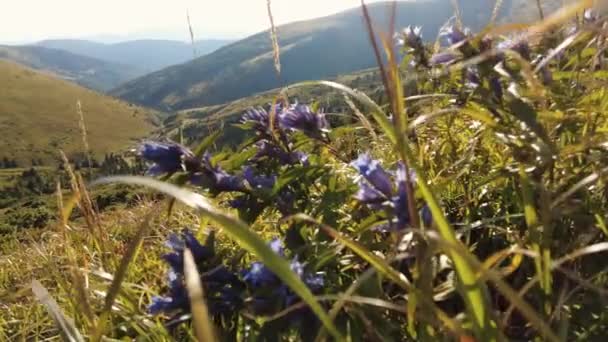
[465,67,481,89]
[243,262,280,288]
[439,24,471,46]
[269,238,285,256]
[207,286,243,315]
[149,231,244,317]
[490,76,503,100]
[498,35,531,60]
[290,258,324,292]
[191,153,245,193]
[351,153,394,197]
[148,270,188,315]
[398,25,423,49]
[162,230,214,275]
[420,205,433,227]
[354,180,386,206]
[138,141,196,176]
[430,51,458,65]
[243,167,276,190]
[277,191,296,215]
[228,196,248,209]
[352,155,419,231]
[392,163,415,230]
[279,104,330,140]
[242,107,271,135]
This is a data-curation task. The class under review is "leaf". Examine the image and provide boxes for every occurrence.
[184,248,218,342]
[219,148,257,170]
[272,165,324,196]
[91,176,344,341]
[507,99,552,146]
[287,214,465,337]
[193,131,221,157]
[31,280,85,342]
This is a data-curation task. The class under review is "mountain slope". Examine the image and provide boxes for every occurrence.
[505,0,574,22]
[0,45,143,91]
[36,39,232,72]
[111,0,511,111]
[0,60,159,166]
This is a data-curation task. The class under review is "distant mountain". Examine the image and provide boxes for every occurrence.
[0,60,159,166]
[0,45,143,91]
[111,0,513,111]
[505,0,574,23]
[36,39,233,72]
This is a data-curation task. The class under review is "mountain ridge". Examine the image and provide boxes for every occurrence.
[0,45,143,91]
[111,0,512,110]
[36,38,233,72]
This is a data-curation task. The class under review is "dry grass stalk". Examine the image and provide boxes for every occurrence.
[266,0,282,77]
[186,10,198,58]
[76,100,92,172]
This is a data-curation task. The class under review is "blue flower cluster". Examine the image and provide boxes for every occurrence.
[138,102,330,220]
[149,231,324,331]
[138,141,199,176]
[352,153,431,230]
[148,230,244,317]
[241,239,324,316]
[397,10,599,96]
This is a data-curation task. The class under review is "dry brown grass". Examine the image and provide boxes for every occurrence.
[0,60,159,165]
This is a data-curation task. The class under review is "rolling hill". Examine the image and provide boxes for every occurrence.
[36,39,233,73]
[0,60,159,166]
[111,0,514,111]
[0,45,143,91]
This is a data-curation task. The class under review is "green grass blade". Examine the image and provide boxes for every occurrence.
[396,139,499,340]
[92,206,159,341]
[193,131,221,157]
[287,214,465,337]
[422,232,560,342]
[184,248,218,342]
[31,280,85,342]
[92,176,344,341]
[519,166,548,297]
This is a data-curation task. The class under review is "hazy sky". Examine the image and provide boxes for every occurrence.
[1,0,387,43]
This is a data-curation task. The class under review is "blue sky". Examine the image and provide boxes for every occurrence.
[1,0,390,43]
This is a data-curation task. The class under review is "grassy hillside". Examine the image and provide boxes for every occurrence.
[0,45,143,91]
[37,39,233,73]
[111,0,510,110]
[159,68,384,145]
[0,60,159,166]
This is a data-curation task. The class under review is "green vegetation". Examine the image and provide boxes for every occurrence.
[0,154,149,233]
[0,45,143,91]
[162,68,383,146]
[0,60,160,166]
[2,1,607,341]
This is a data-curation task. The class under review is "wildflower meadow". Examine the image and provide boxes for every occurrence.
[2,1,608,341]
